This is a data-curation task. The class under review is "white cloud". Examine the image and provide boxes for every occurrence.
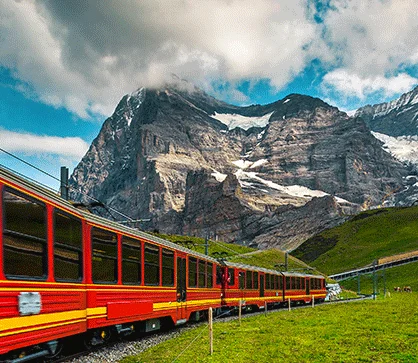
[0,0,319,118]
[1,0,417,118]
[322,69,418,100]
[0,129,89,158]
[321,0,418,76]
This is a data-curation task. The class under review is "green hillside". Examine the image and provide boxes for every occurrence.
[154,233,256,257]
[155,233,316,273]
[228,248,320,274]
[292,206,418,275]
[340,261,418,295]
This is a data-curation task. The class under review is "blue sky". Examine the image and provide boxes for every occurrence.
[1,0,417,190]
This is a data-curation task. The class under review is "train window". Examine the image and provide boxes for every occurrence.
[162,249,174,286]
[278,275,283,290]
[207,263,213,288]
[286,277,291,290]
[122,236,141,285]
[265,274,271,290]
[273,275,278,290]
[54,210,82,281]
[253,272,258,289]
[216,265,223,285]
[3,188,47,279]
[92,227,117,283]
[198,260,206,288]
[228,268,235,286]
[239,271,245,289]
[144,243,160,285]
[189,257,197,287]
[246,270,253,289]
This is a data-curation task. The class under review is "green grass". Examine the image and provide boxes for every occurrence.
[121,294,418,363]
[292,206,418,275]
[340,261,418,295]
[228,248,319,273]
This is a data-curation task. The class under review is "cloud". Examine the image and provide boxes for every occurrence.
[0,129,89,158]
[1,0,417,118]
[320,0,418,76]
[322,69,418,100]
[0,0,319,118]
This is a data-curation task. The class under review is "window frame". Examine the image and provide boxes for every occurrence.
[188,257,197,288]
[144,242,160,286]
[2,187,48,280]
[91,226,118,284]
[53,209,83,283]
[207,263,213,288]
[122,235,142,285]
[198,260,206,288]
[162,248,175,287]
[228,268,235,286]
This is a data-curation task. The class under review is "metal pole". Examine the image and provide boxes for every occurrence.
[373,260,377,300]
[264,301,267,316]
[288,298,291,311]
[209,307,213,355]
[239,300,242,326]
[205,237,209,256]
[285,253,288,272]
[60,166,69,200]
[357,273,361,295]
[383,268,386,297]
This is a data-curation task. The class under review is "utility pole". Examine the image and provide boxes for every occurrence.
[285,252,288,272]
[205,237,209,256]
[60,166,69,200]
[372,260,377,300]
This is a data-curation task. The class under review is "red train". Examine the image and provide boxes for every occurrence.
[0,167,326,362]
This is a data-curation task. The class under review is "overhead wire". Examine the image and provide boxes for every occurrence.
[0,147,136,222]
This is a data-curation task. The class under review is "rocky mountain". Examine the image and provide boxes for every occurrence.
[69,77,411,250]
[355,86,418,206]
[355,86,418,137]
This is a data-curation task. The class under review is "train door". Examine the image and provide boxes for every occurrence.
[260,274,265,298]
[306,277,310,296]
[176,257,187,322]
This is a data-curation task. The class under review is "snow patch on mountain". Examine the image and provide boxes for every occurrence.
[372,131,418,165]
[233,169,350,204]
[211,170,227,182]
[211,112,274,131]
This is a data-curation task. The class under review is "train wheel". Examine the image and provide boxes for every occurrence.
[44,341,64,360]
[84,328,112,349]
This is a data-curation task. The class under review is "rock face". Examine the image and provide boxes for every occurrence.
[355,86,418,206]
[355,86,418,137]
[69,78,411,250]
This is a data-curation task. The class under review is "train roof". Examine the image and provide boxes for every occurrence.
[0,166,218,264]
[222,261,282,275]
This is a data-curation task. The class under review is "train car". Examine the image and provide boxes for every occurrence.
[0,166,327,362]
[281,272,327,304]
[221,262,285,310]
[305,274,327,303]
[0,167,223,361]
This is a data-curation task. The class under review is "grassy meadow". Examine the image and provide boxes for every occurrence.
[292,206,418,275]
[340,261,418,295]
[121,294,418,363]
